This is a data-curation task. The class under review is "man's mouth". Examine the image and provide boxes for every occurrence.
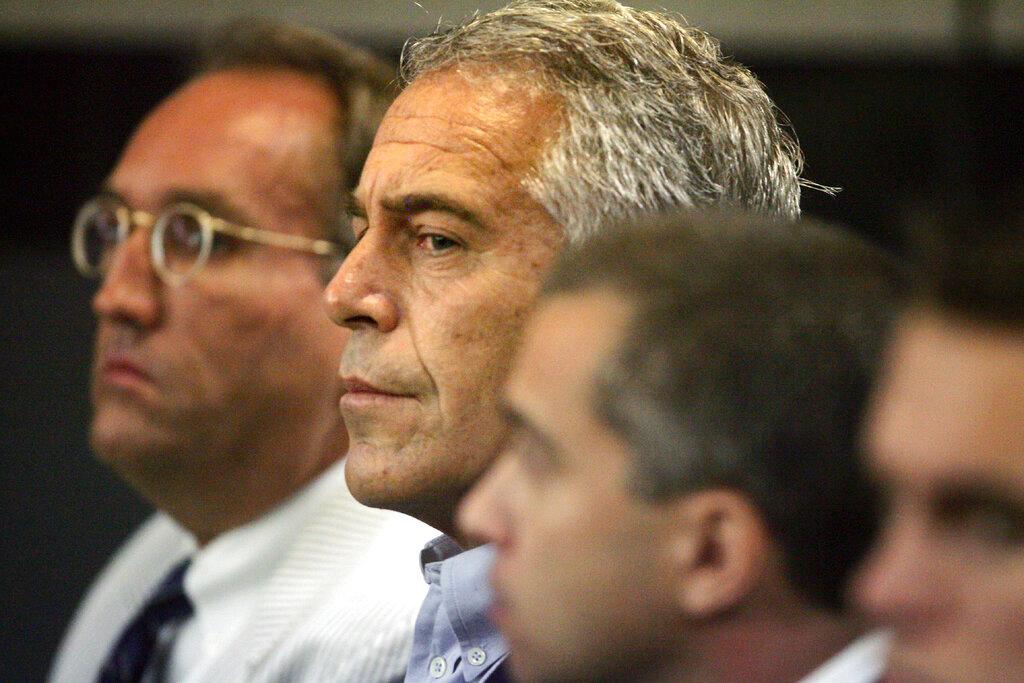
[97,354,154,391]
[338,375,416,409]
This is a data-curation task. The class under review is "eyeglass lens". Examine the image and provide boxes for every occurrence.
[78,202,123,273]
[74,200,214,282]
[155,208,207,279]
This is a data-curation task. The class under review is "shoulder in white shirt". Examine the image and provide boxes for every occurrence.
[49,460,438,683]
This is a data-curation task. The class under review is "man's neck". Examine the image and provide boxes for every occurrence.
[122,445,341,546]
[650,609,863,683]
[396,498,462,546]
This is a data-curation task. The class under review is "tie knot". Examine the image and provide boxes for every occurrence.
[97,557,194,683]
[146,558,193,618]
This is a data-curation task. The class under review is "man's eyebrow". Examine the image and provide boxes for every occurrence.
[381,192,486,231]
[98,185,255,228]
[97,186,125,204]
[498,399,559,458]
[935,480,1024,516]
[163,189,253,227]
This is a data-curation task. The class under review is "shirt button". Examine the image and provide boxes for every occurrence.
[467,647,487,666]
[429,656,447,678]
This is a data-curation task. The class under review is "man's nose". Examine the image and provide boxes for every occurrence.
[852,509,947,634]
[323,229,400,333]
[91,227,162,328]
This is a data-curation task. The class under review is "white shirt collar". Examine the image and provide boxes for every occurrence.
[171,459,348,677]
[799,630,891,683]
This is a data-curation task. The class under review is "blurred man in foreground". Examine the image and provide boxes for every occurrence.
[854,209,1024,682]
[324,1,806,678]
[51,19,435,682]
[460,211,903,682]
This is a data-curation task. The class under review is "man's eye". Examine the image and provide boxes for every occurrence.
[417,234,459,253]
[507,428,559,480]
[209,232,239,254]
[959,509,1024,546]
[937,496,1024,547]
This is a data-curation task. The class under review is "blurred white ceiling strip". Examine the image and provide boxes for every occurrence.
[0,0,1019,56]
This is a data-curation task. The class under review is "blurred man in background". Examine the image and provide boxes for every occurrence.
[324,1,806,678]
[51,19,435,683]
[854,207,1024,682]
[459,211,903,682]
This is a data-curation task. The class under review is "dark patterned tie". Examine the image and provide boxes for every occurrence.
[97,558,194,683]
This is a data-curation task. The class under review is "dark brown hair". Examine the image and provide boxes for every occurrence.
[545,209,905,611]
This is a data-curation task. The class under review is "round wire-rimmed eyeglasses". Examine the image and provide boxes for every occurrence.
[71,197,342,286]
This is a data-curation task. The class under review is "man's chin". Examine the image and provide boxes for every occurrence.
[507,646,576,683]
[343,442,413,509]
[343,441,456,529]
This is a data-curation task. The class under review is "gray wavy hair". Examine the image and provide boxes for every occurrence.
[401,0,805,241]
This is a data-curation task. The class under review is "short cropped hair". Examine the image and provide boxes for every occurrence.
[197,17,396,249]
[905,198,1024,326]
[545,211,904,610]
[402,0,806,242]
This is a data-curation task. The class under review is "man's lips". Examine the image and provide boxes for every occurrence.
[97,354,154,389]
[338,375,416,408]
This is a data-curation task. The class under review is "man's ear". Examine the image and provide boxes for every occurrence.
[664,490,770,619]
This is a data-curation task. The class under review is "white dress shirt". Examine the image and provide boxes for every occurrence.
[799,630,891,683]
[50,459,439,682]
[169,460,341,681]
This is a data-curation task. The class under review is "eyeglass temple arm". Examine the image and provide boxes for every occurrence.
[211,219,341,256]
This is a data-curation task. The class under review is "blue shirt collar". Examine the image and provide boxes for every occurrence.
[441,543,507,670]
[420,535,464,578]
[411,536,509,682]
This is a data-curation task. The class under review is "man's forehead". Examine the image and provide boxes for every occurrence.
[869,309,1024,486]
[370,68,560,172]
[128,72,334,161]
[883,311,1024,419]
[171,69,340,122]
[390,66,551,118]
[111,69,337,232]
[510,290,632,409]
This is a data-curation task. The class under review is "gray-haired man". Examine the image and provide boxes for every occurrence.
[324,1,805,680]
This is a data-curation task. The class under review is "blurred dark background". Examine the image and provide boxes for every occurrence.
[2,1,1022,680]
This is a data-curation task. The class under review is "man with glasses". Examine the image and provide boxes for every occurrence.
[50,19,435,683]
[72,199,342,287]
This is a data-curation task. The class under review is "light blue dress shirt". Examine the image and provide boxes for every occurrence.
[405,537,509,682]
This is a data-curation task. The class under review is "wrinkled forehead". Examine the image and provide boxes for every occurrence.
[374,67,561,176]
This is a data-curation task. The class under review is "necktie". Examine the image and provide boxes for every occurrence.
[97,558,194,683]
